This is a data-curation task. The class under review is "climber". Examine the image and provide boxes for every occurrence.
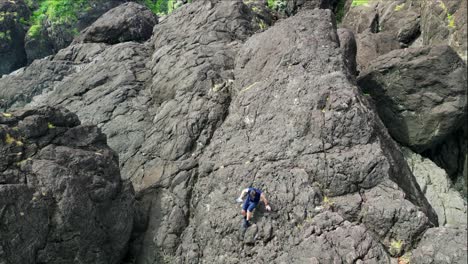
[236,187,271,228]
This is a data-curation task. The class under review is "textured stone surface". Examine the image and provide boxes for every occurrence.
[0,107,134,264]
[411,227,468,264]
[358,45,467,153]
[176,8,435,263]
[338,27,357,77]
[0,1,462,263]
[0,0,29,75]
[77,2,157,45]
[421,0,467,61]
[404,148,467,227]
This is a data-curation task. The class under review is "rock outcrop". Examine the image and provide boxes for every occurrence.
[420,0,467,61]
[0,0,466,263]
[358,45,467,153]
[411,227,468,264]
[341,0,467,73]
[176,7,436,263]
[76,2,157,44]
[404,148,467,227]
[0,0,29,75]
[0,107,134,264]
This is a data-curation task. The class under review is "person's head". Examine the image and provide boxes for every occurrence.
[249,190,257,199]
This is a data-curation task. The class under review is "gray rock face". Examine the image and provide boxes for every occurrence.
[421,0,467,61]
[423,125,468,198]
[176,8,435,262]
[341,0,421,72]
[0,0,28,75]
[358,45,467,153]
[77,2,157,45]
[0,1,457,263]
[411,227,468,264]
[285,0,338,16]
[0,107,134,264]
[404,148,467,227]
[338,28,357,77]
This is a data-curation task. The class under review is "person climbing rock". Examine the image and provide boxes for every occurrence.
[236,187,271,228]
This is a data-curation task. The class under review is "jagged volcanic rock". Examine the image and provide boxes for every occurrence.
[0,107,134,264]
[0,0,29,75]
[176,7,436,262]
[358,45,467,153]
[1,1,466,263]
[76,2,157,45]
[411,227,468,264]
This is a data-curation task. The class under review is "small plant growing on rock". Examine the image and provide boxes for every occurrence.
[351,0,369,7]
[390,239,404,256]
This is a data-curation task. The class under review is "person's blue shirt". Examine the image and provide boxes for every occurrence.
[246,187,262,203]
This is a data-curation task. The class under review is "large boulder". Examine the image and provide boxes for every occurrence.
[404,148,467,227]
[410,227,468,264]
[0,107,134,264]
[358,45,467,152]
[285,0,339,16]
[0,0,29,75]
[1,1,262,261]
[0,1,458,262]
[337,28,357,77]
[421,0,467,61]
[341,0,421,72]
[176,8,436,263]
[77,2,157,45]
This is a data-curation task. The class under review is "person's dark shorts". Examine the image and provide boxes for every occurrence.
[242,199,258,212]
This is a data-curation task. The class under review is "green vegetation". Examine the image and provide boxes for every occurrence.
[394,3,405,11]
[438,1,456,29]
[351,0,369,7]
[25,0,183,39]
[143,0,176,15]
[335,0,346,24]
[266,0,286,12]
[27,0,90,38]
[48,122,56,129]
[390,239,404,256]
[0,30,11,41]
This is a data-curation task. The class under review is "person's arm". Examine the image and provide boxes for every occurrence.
[236,188,249,202]
[261,193,271,211]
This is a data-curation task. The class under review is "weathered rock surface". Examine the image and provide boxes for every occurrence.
[421,0,467,61]
[176,8,436,263]
[341,0,467,74]
[358,45,467,153]
[0,106,134,264]
[404,148,467,226]
[341,0,421,72]
[76,2,157,45]
[285,0,339,16]
[0,0,29,75]
[411,227,468,264]
[338,28,357,77]
[0,0,463,263]
[423,124,467,198]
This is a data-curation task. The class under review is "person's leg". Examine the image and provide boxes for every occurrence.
[242,200,250,218]
[246,202,258,221]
